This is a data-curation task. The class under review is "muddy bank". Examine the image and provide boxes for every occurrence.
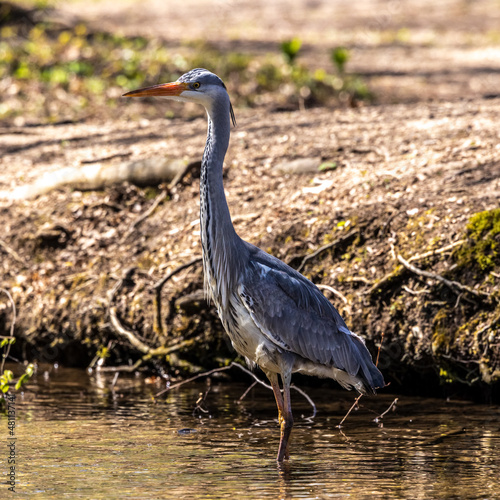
[1,0,500,401]
[1,98,499,400]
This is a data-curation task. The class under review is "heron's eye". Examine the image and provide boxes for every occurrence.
[192,82,201,90]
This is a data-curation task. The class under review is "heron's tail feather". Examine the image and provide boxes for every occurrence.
[349,334,385,393]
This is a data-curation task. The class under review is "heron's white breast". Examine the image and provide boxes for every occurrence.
[225,295,281,374]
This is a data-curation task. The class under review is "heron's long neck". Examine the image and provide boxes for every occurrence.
[200,107,245,308]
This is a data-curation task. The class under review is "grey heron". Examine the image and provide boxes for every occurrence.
[124,69,384,462]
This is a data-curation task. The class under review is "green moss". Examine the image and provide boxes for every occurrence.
[467,208,500,239]
[438,367,455,384]
[455,208,500,272]
[432,307,452,353]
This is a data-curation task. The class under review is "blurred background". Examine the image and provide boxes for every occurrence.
[2,0,500,125]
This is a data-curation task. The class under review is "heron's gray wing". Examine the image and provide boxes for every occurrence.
[240,250,383,389]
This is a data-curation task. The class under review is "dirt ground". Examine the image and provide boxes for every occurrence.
[1,0,499,399]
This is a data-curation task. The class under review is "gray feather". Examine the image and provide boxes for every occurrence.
[239,242,384,390]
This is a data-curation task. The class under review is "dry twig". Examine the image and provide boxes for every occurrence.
[155,361,317,418]
[373,397,398,423]
[338,394,364,427]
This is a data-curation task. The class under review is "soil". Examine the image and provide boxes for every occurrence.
[1,0,499,400]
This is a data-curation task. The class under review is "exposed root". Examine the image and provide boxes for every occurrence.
[109,306,151,354]
[106,266,204,360]
[368,239,470,298]
[296,228,360,273]
[153,257,203,335]
[316,284,348,304]
[407,240,465,263]
[125,190,168,237]
[396,253,491,303]
[367,265,406,297]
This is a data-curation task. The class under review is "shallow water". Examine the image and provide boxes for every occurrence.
[2,366,499,499]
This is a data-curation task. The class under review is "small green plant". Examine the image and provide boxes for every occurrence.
[15,363,35,390]
[0,289,34,410]
[0,9,373,121]
[318,161,337,172]
[331,46,350,74]
[0,368,13,394]
[280,38,302,65]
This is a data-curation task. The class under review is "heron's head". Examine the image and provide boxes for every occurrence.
[123,68,236,126]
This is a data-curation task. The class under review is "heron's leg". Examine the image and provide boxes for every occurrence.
[266,371,285,426]
[277,371,293,462]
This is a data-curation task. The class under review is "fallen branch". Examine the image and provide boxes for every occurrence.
[296,228,359,273]
[1,156,191,201]
[156,364,233,396]
[153,257,203,335]
[124,160,200,238]
[238,380,258,401]
[340,329,386,426]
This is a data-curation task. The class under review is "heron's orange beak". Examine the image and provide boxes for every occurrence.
[122,81,189,97]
